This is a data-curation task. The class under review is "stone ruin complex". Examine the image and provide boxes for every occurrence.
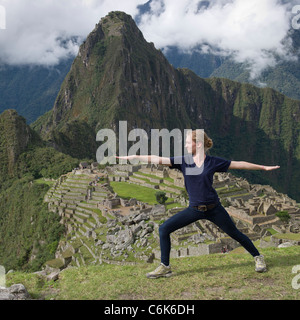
[42,162,300,274]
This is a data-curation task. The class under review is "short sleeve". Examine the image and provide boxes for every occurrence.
[169,156,183,172]
[213,156,231,173]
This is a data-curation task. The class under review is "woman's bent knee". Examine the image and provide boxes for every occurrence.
[159,224,168,237]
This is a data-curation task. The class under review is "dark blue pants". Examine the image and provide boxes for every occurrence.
[159,203,260,266]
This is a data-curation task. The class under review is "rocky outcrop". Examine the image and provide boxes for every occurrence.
[0,284,31,300]
[0,109,41,177]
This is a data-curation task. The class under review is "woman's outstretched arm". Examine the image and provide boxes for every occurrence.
[116,155,172,166]
[229,161,280,171]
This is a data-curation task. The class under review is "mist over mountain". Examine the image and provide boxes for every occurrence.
[164,29,300,101]
[1,1,299,124]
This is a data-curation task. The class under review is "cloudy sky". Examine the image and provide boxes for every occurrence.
[0,0,299,78]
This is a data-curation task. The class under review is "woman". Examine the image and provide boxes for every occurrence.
[117,130,280,278]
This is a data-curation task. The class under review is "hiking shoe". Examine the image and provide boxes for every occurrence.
[254,255,267,273]
[146,263,172,279]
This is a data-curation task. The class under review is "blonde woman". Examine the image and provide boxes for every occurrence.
[117,131,280,278]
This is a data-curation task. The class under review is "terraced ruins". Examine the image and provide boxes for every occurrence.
[43,163,300,272]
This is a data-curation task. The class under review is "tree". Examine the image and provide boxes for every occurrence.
[275,211,291,223]
[155,191,168,205]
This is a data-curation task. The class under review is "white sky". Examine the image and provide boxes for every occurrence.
[0,0,299,78]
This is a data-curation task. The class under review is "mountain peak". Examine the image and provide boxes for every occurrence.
[35,10,183,152]
[0,109,33,153]
[78,11,146,67]
[101,11,139,36]
[0,109,40,176]
[104,11,146,40]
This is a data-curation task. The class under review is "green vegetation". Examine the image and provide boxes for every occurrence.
[34,178,56,187]
[110,182,158,204]
[267,228,278,235]
[0,178,64,272]
[165,202,184,210]
[17,147,79,179]
[51,120,98,160]
[275,211,291,223]
[92,208,107,224]
[6,246,300,300]
[0,110,80,272]
[272,233,300,241]
[110,181,183,209]
[155,191,168,204]
[0,144,79,271]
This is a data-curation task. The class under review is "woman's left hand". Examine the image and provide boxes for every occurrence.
[263,165,280,171]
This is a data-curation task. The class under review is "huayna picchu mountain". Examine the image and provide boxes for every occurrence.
[32,11,194,157]
[32,11,300,202]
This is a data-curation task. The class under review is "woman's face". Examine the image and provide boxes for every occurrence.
[185,134,203,155]
[185,134,196,154]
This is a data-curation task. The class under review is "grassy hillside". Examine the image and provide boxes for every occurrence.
[0,110,81,272]
[6,246,300,300]
[0,178,64,272]
[0,145,80,272]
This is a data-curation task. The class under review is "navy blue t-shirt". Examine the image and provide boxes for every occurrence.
[169,154,231,206]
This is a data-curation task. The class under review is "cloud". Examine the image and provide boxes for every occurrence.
[138,0,298,79]
[0,0,145,65]
[0,0,298,79]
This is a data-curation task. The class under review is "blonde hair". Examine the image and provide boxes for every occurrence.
[190,130,213,152]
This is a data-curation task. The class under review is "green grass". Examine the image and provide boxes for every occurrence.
[34,178,56,187]
[272,233,300,241]
[110,181,158,204]
[133,171,163,180]
[91,208,107,224]
[267,228,278,235]
[6,246,300,300]
[165,202,185,210]
[110,180,185,206]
